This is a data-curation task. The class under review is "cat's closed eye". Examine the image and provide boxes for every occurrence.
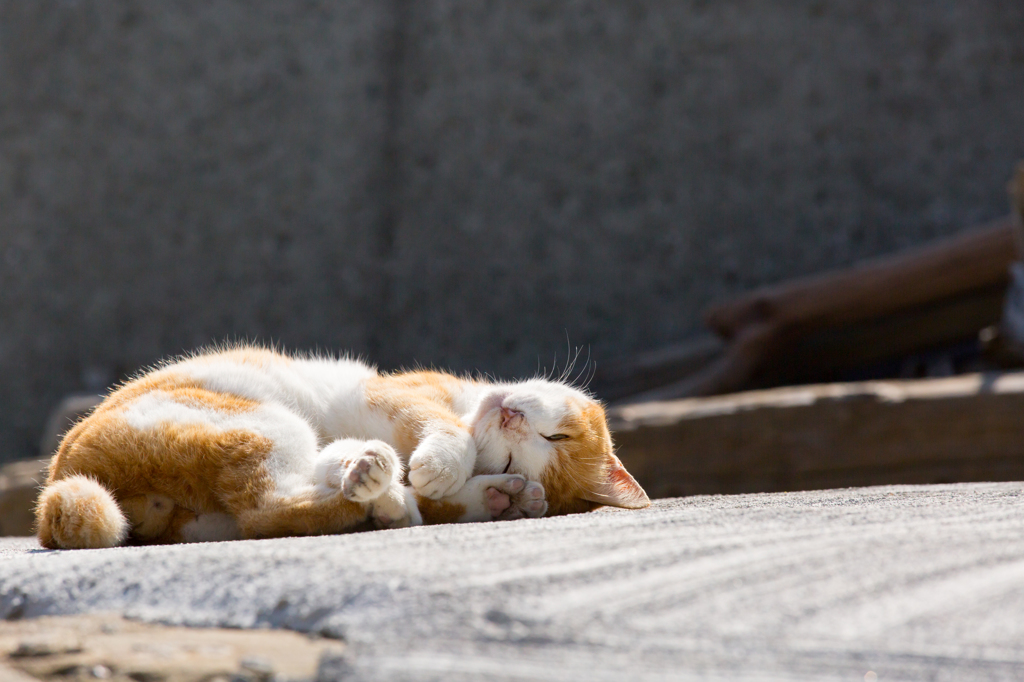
[544,434,570,441]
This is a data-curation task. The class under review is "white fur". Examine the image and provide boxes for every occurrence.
[181,354,391,444]
[370,484,423,529]
[461,380,594,481]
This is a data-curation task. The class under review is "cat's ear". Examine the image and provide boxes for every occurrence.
[579,455,650,509]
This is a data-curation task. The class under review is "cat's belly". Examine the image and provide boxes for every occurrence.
[180,513,242,543]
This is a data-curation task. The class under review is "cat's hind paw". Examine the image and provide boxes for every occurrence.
[342,443,397,502]
[408,432,474,500]
[319,440,399,503]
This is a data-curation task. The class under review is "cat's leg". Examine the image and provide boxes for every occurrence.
[361,378,477,500]
[417,474,547,524]
[237,437,420,537]
[314,438,420,529]
[235,489,372,539]
[239,481,419,536]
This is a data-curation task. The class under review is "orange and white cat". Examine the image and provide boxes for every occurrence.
[36,346,649,549]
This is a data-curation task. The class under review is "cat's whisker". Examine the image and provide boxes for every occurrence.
[569,346,592,390]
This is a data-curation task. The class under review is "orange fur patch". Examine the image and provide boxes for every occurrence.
[542,401,618,515]
[90,372,202,414]
[53,417,273,513]
[44,370,281,546]
[415,496,468,525]
[365,372,470,456]
[237,491,369,539]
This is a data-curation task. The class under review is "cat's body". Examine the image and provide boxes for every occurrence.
[37,347,649,549]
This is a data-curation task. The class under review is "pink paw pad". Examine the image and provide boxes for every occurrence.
[348,459,371,480]
[342,459,373,498]
[486,487,512,517]
[339,449,392,502]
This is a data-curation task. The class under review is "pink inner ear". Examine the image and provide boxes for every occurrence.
[606,461,651,509]
[580,457,651,509]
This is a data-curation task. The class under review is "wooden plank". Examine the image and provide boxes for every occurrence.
[610,372,1024,499]
[761,284,1006,385]
[611,287,1007,403]
[661,219,1023,398]
[705,217,1018,340]
[0,460,46,537]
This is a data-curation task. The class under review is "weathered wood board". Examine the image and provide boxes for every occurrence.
[611,372,1024,498]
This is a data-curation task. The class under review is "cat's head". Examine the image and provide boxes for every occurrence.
[469,380,649,515]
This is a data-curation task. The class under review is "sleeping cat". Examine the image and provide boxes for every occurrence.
[36,346,649,549]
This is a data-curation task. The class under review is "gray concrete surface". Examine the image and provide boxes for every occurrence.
[3,1,1024,462]
[3,483,1024,680]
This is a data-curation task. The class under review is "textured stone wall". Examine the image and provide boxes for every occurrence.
[2,0,1023,461]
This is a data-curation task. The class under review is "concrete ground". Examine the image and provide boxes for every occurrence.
[3,483,1024,681]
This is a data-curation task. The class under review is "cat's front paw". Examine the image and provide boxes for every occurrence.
[320,440,399,503]
[409,459,468,500]
[486,476,547,520]
[408,432,474,500]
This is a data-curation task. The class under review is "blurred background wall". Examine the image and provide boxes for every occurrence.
[1,0,1023,463]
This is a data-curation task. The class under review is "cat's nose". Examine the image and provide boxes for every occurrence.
[500,406,524,428]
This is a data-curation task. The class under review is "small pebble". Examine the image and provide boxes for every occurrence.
[92,665,112,679]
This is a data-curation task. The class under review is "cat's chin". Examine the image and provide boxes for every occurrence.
[473,455,515,477]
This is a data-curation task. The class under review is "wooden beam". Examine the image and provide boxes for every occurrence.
[0,459,46,536]
[705,217,1018,341]
[760,284,1006,385]
[610,372,1024,499]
